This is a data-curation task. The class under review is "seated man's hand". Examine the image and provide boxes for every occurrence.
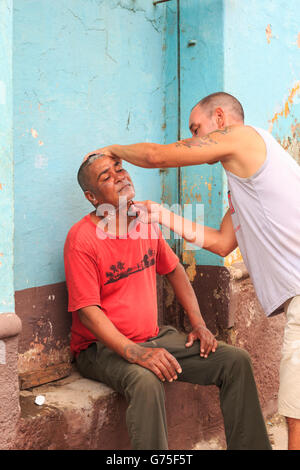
[185,324,218,358]
[124,344,182,382]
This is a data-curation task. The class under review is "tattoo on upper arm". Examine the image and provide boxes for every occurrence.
[175,127,231,149]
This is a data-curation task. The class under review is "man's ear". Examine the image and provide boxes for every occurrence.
[84,190,98,206]
[214,107,225,128]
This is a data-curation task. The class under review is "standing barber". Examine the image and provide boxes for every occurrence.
[89,92,300,449]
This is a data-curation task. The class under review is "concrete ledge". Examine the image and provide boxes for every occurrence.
[0,313,22,340]
[0,335,21,449]
[14,367,226,450]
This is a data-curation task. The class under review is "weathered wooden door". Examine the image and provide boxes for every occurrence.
[162,0,227,274]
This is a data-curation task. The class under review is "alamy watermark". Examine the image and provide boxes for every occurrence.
[94,196,205,250]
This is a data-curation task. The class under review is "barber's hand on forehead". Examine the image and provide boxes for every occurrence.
[83,146,115,162]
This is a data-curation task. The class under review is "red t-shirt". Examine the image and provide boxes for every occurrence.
[64,214,179,357]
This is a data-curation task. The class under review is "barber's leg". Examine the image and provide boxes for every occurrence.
[286,418,300,450]
[278,296,300,450]
[76,343,168,450]
[147,326,271,450]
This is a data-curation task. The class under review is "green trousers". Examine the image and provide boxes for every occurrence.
[76,325,271,450]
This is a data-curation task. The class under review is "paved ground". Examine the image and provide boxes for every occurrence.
[192,413,288,450]
[266,414,288,450]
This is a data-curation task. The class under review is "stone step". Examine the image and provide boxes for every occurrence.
[14,366,226,450]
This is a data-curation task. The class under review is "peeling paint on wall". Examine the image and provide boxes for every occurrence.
[269,82,300,132]
[18,343,70,375]
[279,135,300,165]
[30,128,38,139]
[205,181,212,205]
[182,247,197,282]
[291,120,300,139]
[225,247,243,267]
[266,24,272,44]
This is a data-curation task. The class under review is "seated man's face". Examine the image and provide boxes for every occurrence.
[85,155,135,208]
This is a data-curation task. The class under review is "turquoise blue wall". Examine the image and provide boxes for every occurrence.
[160,0,179,253]
[179,0,225,266]
[221,0,300,266]
[6,0,300,293]
[162,0,226,266]
[163,0,300,269]
[0,0,14,313]
[13,0,169,291]
[224,0,300,152]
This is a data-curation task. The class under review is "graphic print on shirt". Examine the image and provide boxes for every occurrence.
[104,248,156,285]
[228,190,235,214]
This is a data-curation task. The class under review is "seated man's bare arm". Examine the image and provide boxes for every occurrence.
[166,263,218,358]
[78,305,182,382]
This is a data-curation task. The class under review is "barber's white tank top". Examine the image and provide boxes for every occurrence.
[225,126,300,316]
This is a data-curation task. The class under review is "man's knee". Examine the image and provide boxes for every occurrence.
[125,366,164,400]
[221,344,253,376]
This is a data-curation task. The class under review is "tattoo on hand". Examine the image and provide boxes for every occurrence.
[124,345,154,363]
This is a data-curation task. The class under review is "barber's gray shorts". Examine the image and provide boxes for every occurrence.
[278,295,300,419]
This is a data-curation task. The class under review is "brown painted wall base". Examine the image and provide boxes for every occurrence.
[15,276,164,389]
[163,265,233,336]
[15,282,72,388]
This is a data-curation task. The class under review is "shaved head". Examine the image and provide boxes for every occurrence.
[77,153,106,192]
[193,92,244,122]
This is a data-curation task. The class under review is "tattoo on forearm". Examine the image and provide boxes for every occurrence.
[175,127,231,149]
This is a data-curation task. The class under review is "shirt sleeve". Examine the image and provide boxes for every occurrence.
[155,225,179,275]
[64,247,102,312]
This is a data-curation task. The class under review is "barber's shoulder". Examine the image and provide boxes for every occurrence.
[219,124,257,143]
[209,124,248,153]
[222,125,267,177]
[234,124,265,145]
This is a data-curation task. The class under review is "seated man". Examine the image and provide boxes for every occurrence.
[64,152,271,450]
